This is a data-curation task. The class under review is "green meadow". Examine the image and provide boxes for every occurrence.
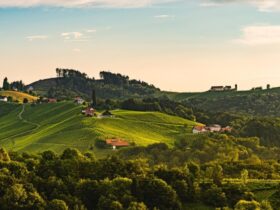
[0,102,199,156]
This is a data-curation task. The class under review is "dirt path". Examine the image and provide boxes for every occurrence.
[0,104,40,142]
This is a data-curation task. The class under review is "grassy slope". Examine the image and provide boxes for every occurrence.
[0,102,199,156]
[0,90,38,103]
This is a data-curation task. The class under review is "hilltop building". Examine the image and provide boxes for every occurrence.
[210,85,238,92]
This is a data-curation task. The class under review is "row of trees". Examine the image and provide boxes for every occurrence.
[56,68,89,79]
[121,98,195,120]
[1,77,25,91]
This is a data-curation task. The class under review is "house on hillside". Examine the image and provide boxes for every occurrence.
[48,98,57,103]
[26,86,34,92]
[192,126,207,134]
[0,96,8,102]
[106,139,130,150]
[74,97,85,105]
[82,107,95,117]
[193,124,231,134]
[221,126,232,133]
[208,124,222,132]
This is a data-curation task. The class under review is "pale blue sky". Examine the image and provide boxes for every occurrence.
[1,0,280,91]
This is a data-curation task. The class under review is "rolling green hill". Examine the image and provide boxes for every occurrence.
[0,102,200,156]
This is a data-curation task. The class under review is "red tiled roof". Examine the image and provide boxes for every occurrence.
[106,139,130,147]
[193,126,206,131]
[48,98,57,103]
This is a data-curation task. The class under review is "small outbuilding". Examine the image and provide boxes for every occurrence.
[75,97,85,105]
[48,98,57,103]
[106,139,130,150]
[83,107,95,117]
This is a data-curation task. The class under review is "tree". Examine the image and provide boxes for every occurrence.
[1,184,45,210]
[260,200,273,210]
[0,148,10,162]
[92,89,97,107]
[23,98,29,104]
[201,184,227,207]
[97,196,124,210]
[132,178,181,210]
[212,165,223,186]
[127,202,147,210]
[46,199,69,210]
[2,77,9,90]
[234,200,260,210]
[241,169,249,185]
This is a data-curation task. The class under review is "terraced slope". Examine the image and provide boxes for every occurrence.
[0,102,200,156]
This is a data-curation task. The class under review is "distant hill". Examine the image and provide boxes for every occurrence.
[26,68,280,116]
[0,102,200,156]
[172,87,280,116]
[0,90,38,103]
[29,69,161,100]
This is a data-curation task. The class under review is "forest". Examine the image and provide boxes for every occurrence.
[0,136,280,210]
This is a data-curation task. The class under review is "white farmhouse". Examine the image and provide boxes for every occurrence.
[0,97,8,102]
[208,124,222,132]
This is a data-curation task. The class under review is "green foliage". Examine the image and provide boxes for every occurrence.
[234,200,260,210]
[46,199,69,210]
[32,70,160,100]
[0,148,10,161]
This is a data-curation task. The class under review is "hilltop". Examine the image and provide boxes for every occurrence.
[29,69,161,100]
[0,102,200,156]
[173,87,280,116]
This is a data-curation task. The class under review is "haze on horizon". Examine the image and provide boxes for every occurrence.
[1,0,280,92]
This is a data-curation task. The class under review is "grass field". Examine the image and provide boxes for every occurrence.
[0,102,200,156]
[0,90,38,103]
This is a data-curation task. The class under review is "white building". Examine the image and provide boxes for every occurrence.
[0,97,8,102]
[208,124,222,132]
[192,126,208,134]
[75,97,85,105]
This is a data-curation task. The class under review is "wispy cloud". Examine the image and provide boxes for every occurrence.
[0,0,178,8]
[61,31,89,42]
[233,25,280,45]
[86,29,97,33]
[154,14,173,19]
[201,0,280,12]
[26,35,48,41]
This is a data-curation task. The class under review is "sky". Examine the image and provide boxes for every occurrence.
[1,0,280,92]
